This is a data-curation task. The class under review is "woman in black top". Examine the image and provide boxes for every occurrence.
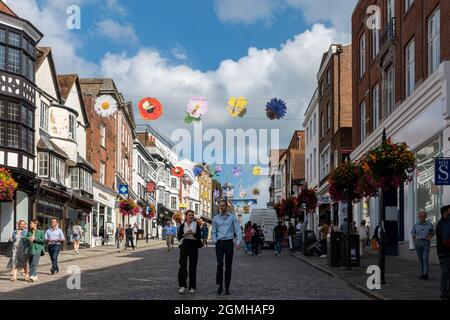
[251,223,260,256]
[177,210,202,294]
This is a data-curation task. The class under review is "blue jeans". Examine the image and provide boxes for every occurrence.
[415,239,430,275]
[29,254,41,277]
[274,238,282,254]
[48,244,60,272]
[245,241,252,252]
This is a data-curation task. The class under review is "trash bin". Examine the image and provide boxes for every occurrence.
[340,234,360,267]
[328,232,343,267]
[303,230,316,253]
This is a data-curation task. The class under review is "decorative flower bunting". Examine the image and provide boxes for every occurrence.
[252,166,262,176]
[171,167,185,178]
[226,96,248,118]
[252,188,260,196]
[232,166,242,177]
[95,94,118,117]
[266,98,287,120]
[240,191,246,198]
[214,165,222,176]
[193,166,203,177]
[138,97,163,120]
[185,97,208,124]
[213,189,221,199]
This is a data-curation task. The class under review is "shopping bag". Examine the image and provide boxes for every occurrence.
[370,239,379,251]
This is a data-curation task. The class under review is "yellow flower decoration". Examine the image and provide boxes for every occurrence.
[226,96,248,118]
[252,166,262,176]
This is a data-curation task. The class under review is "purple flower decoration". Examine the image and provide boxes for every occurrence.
[193,166,203,177]
[213,189,221,199]
[266,98,287,120]
[232,166,242,177]
[215,165,222,176]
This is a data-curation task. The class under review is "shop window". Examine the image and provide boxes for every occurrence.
[38,152,49,177]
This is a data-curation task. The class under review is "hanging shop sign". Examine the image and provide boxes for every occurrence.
[435,158,450,185]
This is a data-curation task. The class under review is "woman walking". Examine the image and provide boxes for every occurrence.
[177,210,202,294]
[7,220,29,282]
[251,223,260,256]
[27,219,45,282]
[72,220,83,255]
[200,223,209,247]
[243,221,253,254]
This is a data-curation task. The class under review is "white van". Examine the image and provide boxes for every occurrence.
[248,209,278,247]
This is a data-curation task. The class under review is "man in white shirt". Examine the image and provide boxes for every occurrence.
[133,223,138,248]
[295,220,304,253]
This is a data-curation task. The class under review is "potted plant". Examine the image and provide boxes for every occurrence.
[0,167,18,202]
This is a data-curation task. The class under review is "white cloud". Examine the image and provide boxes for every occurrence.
[105,0,128,16]
[171,43,188,61]
[214,0,280,25]
[246,177,271,209]
[96,19,138,44]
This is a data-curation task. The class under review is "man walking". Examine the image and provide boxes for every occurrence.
[133,223,139,248]
[212,199,242,295]
[436,206,450,300]
[115,224,124,253]
[164,221,175,251]
[273,221,284,256]
[125,224,135,251]
[411,211,435,280]
[296,219,304,253]
[45,218,65,275]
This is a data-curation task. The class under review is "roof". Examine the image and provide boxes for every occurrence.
[58,74,77,101]
[35,47,51,71]
[36,136,69,159]
[0,1,17,17]
[35,47,62,102]
[77,154,96,173]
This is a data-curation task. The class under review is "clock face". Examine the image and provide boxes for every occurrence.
[138,97,163,120]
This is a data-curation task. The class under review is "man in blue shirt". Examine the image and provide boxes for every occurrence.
[411,211,435,280]
[45,218,65,274]
[211,199,242,295]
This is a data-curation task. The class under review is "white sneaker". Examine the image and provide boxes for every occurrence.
[320,255,327,258]
[30,276,38,282]
[178,287,187,294]
[188,288,196,294]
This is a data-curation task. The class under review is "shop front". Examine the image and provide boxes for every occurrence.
[91,184,117,247]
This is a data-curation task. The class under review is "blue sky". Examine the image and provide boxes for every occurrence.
[7,0,357,207]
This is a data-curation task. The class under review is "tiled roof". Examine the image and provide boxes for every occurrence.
[77,154,96,173]
[35,47,51,71]
[36,136,69,159]
[58,74,77,100]
[0,1,17,17]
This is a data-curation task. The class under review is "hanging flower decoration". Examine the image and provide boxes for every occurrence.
[184,97,208,124]
[297,188,318,213]
[252,166,262,176]
[138,97,163,120]
[95,94,118,117]
[214,165,222,176]
[226,96,248,118]
[171,167,185,178]
[0,167,18,201]
[265,98,287,120]
[252,188,260,196]
[240,191,246,198]
[119,199,140,216]
[362,138,416,190]
[232,166,242,177]
[328,161,364,203]
[213,189,221,199]
[193,166,203,177]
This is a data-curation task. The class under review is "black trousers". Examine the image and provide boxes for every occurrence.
[178,240,198,289]
[126,236,134,249]
[215,239,234,289]
[251,237,260,255]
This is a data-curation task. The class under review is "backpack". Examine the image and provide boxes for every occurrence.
[443,220,450,248]
[72,225,80,235]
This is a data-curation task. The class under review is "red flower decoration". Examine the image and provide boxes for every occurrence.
[138,97,163,120]
[171,167,185,177]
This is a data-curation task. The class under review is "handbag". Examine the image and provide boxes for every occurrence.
[370,239,379,251]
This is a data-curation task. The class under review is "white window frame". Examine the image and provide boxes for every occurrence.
[387,0,395,21]
[360,101,366,142]
[320,147,330,181]
[40,102,49,132]
[69,114,76,141]
[386,65,395,116]
[360,33,366,77]
[428,7,440,75]
[372,29,380,59]
[100,161,105,185]
[405,0,414,12]
[372,84,380,130]
[327,102,331,129]
[38,152,49,177]
[100,124,106,148]
[406,39,415,97]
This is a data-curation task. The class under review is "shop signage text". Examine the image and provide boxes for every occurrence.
[435,158,450,185]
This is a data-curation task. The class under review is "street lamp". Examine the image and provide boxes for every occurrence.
[378,129,388,284]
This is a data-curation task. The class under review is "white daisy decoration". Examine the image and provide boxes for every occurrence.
[95,95,118,117]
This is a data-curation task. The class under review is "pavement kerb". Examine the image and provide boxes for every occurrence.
[290,253,388,301]
[0,241,164,275]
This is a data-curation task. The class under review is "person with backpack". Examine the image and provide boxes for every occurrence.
[411,211,435,280]
[436,205,450,300]
[72,220,83,255]
[125,224,135,251]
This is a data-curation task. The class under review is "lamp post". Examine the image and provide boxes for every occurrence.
[343,155,353,271]
[378,129,387,284]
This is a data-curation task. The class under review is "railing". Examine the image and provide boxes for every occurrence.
[380,17,396,51]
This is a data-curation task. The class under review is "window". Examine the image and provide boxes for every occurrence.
[334,150,339,169]
[318,82,323,97]
[327,68,331,85]
[49,155,65,184]
[372,84,380,130]
[313,148,317,179]
[100,161,105,184]
[7,123,18,147]
[38,153,49,177]
[7,101,19,121]
[79,169,92,193]
[327,102,331,129]
[386,65,395,116]
[372,29,380,58]
[69,114,76,140]
[8,48,20,74]
[406,40,415,97]
[428,7,440,75]
[405,0,414,12]
[313,113,317,136]
[0,30,5,43]
[0,45,4,70]
[309,120,312,141]
[40,102,49,131]
[387,0,395,21]
[100,124,106,148]
[275,174,282,188]
[360,101,366,142]
[321,113,325,138]
[170,177,177,189]
[306,158,309,181]
[309,154,312,181]
[70,167,79,189]
[320,148,330,181]
[8,32,20,47]
[360,33,366,77]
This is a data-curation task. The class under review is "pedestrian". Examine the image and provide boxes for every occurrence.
[273,221,284,256]
[72,220,83,255]
[436,205,450,300]
[164,221,174,251]
[411,211,435,280]
[243,221,253,254]
[318,221,329,258]
[45,218,65,275]
[296,219,304,253]
[125,224,135,250]
[201,223,209,247]
[339,218,349,234]
[258,226,265,255]
[133,223,138,248]
[7,220,29,282]
[352,221,358,234]
[177,210,202,294]
[211,199,242,295]
[359,220,370,259]
[329,220,339,234]
[27,219,45,282]
[115,224,124,252]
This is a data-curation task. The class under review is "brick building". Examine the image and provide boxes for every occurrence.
[316,44,353,224]
[351,0,450,260]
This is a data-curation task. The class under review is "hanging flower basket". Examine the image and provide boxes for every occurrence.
[142,203,156,218]
[298,188,318,213]
[0,168,18,202]
[119,199,140,216]
[363,138,416,190]
[328,161,364,203]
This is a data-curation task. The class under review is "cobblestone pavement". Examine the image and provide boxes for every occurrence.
[0,243,370,300]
